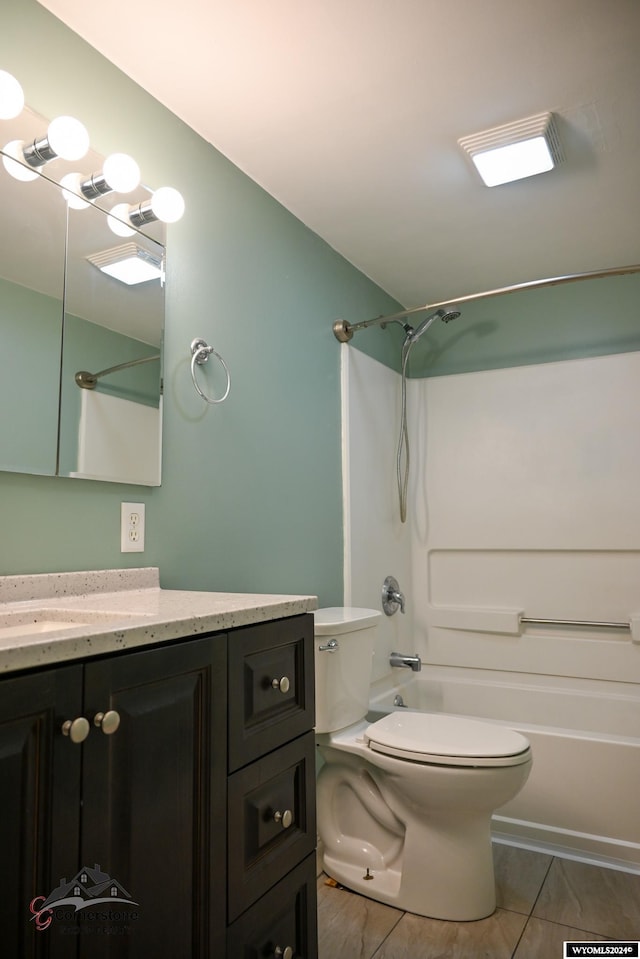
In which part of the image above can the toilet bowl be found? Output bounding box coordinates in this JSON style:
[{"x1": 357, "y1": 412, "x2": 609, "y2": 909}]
[{"x1": 314, "y1": 608, "x2": 532, "y2": 921}]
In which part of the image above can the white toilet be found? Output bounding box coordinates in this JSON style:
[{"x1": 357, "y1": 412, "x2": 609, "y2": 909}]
[{"x1": 314, "y1": 607, "x2": 532, "y2": 921}]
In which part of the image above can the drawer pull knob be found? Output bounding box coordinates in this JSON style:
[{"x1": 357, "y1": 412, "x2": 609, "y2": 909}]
[
  {"x1": 271, "y1": 676, "x2": 290, "y2": 693},
  {"x1": 61, "y1": 717, "x2": 90, "y2": 744},
  {"x1": 93, "y1": 710, "x2": 121, "y2": 735},
  {"x1": 273, "y1": 809, "x2": 293, "y2": 828},
  {"x1": 274, "y1": 948, "x2": 293, "y2": 959}
]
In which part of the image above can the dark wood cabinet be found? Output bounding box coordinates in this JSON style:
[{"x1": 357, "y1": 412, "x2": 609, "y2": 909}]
[
  {"x1": 228, "y1": 732, "x2": 316, "y2": 921},
  {"x1": 0, "y1": 613, "x2": 317, "y2": 959},
  {"x1": 227, "y1": 854, "x2": 318, "y2": 959},
  {"x1": 228, "y1": 615, "x2": 314, "y2": 772},
  {"x1": 226, "y1": 613, "x2": 317, "y2": 959},
  {"x1": 0, "y1": 666, "x2": 83, "y2": 959},
  {"x1": 80, "y1": 636, "x2": 227, "y2": 958}
]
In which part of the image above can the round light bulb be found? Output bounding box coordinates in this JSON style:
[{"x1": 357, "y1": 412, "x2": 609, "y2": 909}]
[
  {"x1": 107, "y1": 202, "x2": 136, "y2": 237},
  {"x1": 150, "y1": 186, "x2": 185, "y2": 223},
  {"x1": 0, "y1": 70, "x2": 24, "y2": 120},
  {"x1": 47, "y1": 115, "x2": 90, "y2": 161},
  {"x1": 1, "y1": 140, "x2": 38, "y2": 181},
  {"x1": 60, "y1": 172, "x2": 91, "y2": 209},
  {"x1": 102, "y1": 153, "x2": 141, "y2": 193}
]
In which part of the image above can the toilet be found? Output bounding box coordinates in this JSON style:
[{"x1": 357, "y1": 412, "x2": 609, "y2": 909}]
[{"x1": 314, "y1": 607, "x2": 532, "y2": 921}]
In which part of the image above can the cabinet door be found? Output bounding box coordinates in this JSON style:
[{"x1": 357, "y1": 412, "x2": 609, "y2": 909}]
[
  {"x1": 227, "y1": 853, "x2": 318, "y2": 959},
  {"x1": 80, "y1": 636, "x2": 227, "y2": 958},
  {"x1": 0, "y1": 665, "x2": 83, "y2": 959},
  {"x1": 228, "y1": 731, "x2": 316, "y2": 921},
  {"x1": 228, "y1": 614, "x2": 314, "y2": 772}
]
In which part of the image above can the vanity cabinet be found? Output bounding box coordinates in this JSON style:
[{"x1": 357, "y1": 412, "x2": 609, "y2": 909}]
[
  {"x1": 0, "y1": 634, "x2": 226, "y2": 959},
  {"x1": 226, "y1": 616, "x2": 317, "y2": 959},
  {"x1": 0, "y1": 612, "x2": 317, "y2": 959}
]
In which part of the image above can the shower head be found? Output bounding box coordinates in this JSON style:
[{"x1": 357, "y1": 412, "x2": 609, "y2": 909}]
[{"x1": 406, "y1": 307, "x2": 460, "y2": 343}]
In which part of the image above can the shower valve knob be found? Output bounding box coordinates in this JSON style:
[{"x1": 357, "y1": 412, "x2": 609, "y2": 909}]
[{"x1": 382, "y1": 575, "x2": 406, "y2": 615}]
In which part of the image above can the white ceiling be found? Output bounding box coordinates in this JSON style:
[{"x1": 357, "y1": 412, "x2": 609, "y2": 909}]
[{"x1": 37, "y1": 0, "x2": 640, "y2": 308}]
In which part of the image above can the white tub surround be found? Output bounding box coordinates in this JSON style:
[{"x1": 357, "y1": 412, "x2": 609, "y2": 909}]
[{"x1": 0, "y1": 567, "x2": 317, "y2": 674}]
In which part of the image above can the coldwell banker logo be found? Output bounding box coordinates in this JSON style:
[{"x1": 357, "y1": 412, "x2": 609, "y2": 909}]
[{"x1": 30, "y1": 864, "x2": 139, "y2": 933}]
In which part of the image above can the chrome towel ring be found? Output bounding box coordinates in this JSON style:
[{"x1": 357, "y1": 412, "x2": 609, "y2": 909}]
[{"x1": 190, "y1": 338, "x2": 231, "y2": 405}]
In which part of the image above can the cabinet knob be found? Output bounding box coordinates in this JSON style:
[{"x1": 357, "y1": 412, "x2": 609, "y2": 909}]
[
  {"x1": 271, "y1": 676, "x2": 290, "y2": 693},
  {"x1": 93, "y1": 710, "x2": 121, "y2": 735},
  {"x1": 61, "y1": 716, "x2": 90, "y2": 744},
  {"x1": 274, "y1": 947, "x2": 293, "y2": 959},
  {"x1": 273, "y1": 809, "x2": 293, "y2": 829}
]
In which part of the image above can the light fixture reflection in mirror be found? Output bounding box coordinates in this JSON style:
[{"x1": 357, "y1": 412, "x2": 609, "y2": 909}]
[{"x1": 0, "y1": 70, "x2": 25, "y2": 120}]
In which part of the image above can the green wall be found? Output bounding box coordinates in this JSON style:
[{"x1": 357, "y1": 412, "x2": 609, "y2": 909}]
[
  {"x1": 406, "y1": 273, "x2": 640, "y2": 378},
  {"x1": 0, "y1": 0, "x2": 400, "y2": 602}
]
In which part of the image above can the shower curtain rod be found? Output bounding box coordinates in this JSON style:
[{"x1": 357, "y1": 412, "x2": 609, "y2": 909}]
[
  {"x1": 75, "y1": 353, "x2": 160, "y2": 390},
  {"x1": 332, "y1": 262, "x2": 640, "y2": 342}
]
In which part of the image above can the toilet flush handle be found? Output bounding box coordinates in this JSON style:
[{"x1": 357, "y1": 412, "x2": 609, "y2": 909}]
[{"x1": 318, "y1": 638, "x2": 339, "y2": 652}]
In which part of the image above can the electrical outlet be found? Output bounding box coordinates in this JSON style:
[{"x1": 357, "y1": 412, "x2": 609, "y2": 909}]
[{"x1": 121, "y1": 503, "x2": 145, "y2": 552}]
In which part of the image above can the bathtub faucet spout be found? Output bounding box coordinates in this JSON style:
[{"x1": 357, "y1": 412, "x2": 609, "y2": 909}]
[{"x1": 390, "y1": 652, "x2": 422, "y2": 672}]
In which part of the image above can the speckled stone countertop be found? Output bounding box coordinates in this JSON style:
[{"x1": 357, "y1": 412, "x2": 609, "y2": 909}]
[{"x1": 0, "y1": 568, "x2": 317, "y2": 675}]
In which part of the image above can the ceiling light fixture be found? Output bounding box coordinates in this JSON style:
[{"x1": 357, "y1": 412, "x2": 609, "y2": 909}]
[
  {"x1": 87, "y1": 242, "x2": 164, "y2": 286},
  {"x1": 458, "y1": 112, "x2": 562, "y2": 187}
]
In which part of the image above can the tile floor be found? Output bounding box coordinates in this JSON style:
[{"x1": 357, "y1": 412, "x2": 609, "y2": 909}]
[{"x1": 317, "y1": 844, "x2": 640, "y2": 959}]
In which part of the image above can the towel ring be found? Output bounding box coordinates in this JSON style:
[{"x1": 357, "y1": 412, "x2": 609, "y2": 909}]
[{"x1": 190, "y1": 338, "x2": 231, "y2": 405}]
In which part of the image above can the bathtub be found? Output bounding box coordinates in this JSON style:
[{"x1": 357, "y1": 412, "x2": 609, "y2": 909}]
[{"x1": 368, "y1": 665, "x2": 640, "y2": 872}]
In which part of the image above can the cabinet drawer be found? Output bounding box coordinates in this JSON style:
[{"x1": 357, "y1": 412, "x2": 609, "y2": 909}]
[
  {"x1": 227, "y1": 731, "x2": 316, "y2": 921},
  {"x1": 228, "y1": 614, "x2": 314, "y2": 772},
  {"x1": 227, "y1": 853, "x2": 318, "y2": 959}
]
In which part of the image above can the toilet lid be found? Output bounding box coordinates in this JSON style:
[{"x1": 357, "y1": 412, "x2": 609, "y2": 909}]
[{"x1": 365, "y1": 712, "x2": 531, "y2": 768}]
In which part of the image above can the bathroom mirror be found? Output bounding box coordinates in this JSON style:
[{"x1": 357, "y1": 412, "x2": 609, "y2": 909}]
[
  {"x1": 0, "y1": 106, "x2": 165, "y2": 486},
  {"x1": 0, "y1": 159, "x2": 66, "y2": 475}
]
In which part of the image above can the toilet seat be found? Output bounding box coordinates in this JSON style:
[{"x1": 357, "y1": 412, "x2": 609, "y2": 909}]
[{"x1": 365, "y1": 712, "x2": 531, "y2": 767}]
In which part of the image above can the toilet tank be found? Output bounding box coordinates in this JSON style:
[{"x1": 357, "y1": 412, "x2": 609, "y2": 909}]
[{"x1": 314, "y1": 607, "x2": 381, "y2": 733}]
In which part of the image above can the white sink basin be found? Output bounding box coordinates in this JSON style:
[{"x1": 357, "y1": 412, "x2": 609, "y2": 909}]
[{"x1": 0, "y1": 609, "x2": 146, "y2": 640}]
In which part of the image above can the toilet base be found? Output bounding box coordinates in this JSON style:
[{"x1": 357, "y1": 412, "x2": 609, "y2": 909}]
[
  {"x1": 316, "y1": 724, "x2": 531, "y2": 921},
  {"x1": 321, "y1": 836, "x2": 497, "y2": 922}
]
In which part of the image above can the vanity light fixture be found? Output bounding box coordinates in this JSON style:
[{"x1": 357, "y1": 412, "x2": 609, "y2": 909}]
[
  {"x1": 0, "y1": 70, "x2": 24, "y2": 120},
  {"x1": 107, "y1": 186, "x2": 186, "y2": 236},
  {"x1": 1, "y1": 67, "x2": 185, "y2": 229},
  {"x1": 61, "y1": 154, "x2": 141, "y2": 210},
  {"x1": 87, "y1": 242, "x2": 164, "y2": 286},
  {"x1": 2, "y1": 114, "x2": 90, "y2": 181},
  {"x1": 458, "y1": 112, "x2": 562, "y2": 187},
  {"x1": 80, "y1": 153, "x2": 141, "y2": 199}
]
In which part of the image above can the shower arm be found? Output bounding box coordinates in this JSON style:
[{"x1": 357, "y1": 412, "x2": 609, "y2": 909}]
[
  {"x1": 332, "y1": 262, "x2": 640, "y2": 343},
  {"x1": 333, "y1": 309, "x2": 426, "y2": 343},
  {"x1": 75, "y1": 353, "x2": 160, "y2": 390}
]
